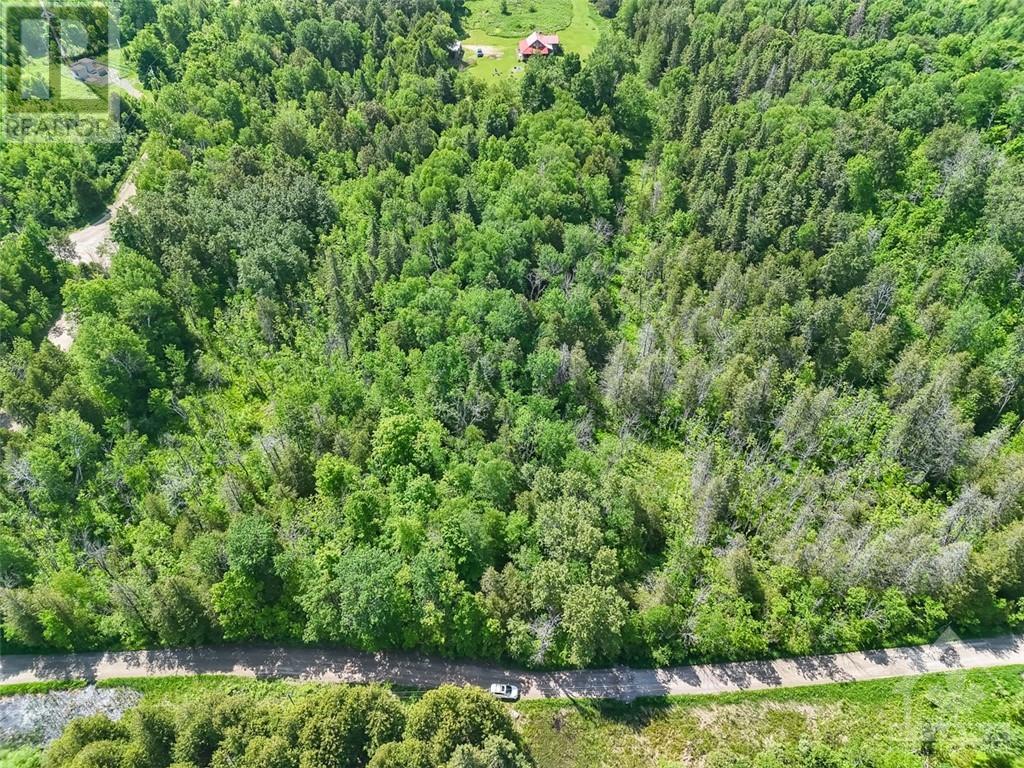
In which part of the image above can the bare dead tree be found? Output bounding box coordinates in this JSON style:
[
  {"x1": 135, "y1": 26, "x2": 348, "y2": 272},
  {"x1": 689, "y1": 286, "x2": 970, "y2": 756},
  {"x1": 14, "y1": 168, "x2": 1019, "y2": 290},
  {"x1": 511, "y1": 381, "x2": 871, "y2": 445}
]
[
  {"x1": 530, "y1": 614, "x2": 560, "y2": 667},
  {"x1": 847, "y1": 0, "x2": 868, "y2": 36},
  {"x1": 866, "y1": 280, "x2": 895, "y2": 327},
  {"x1": 940, "y1": 485, "x2": 996, "y2": 543},
  {"x1": 78, "y1": 534, "x2": 155, "y2": 640}
]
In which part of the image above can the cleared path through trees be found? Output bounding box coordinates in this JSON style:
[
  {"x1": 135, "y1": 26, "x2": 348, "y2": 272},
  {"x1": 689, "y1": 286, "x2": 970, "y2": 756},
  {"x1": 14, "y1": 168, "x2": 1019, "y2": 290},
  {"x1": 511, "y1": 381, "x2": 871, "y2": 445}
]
[
  {"x1": 46, "y1": 163, "x2": 140, "y2": 352},
  {"x1": 2, "y1": 634, "x2": 1022, "y2": 701}
]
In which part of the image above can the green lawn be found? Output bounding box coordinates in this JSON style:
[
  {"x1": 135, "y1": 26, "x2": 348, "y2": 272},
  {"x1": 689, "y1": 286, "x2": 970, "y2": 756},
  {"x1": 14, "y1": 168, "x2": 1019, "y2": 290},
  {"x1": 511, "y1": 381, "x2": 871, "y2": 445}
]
[
  {"x1": 11, "y1": 43, "x2": 137, "y2": 107},
  {"x1": 554, "y1": 0, "x2": 606, "y2": 59},
  {"x1": 93, "y1": 51, "x2": 145, "y2": 97},
  {"x1": 17, "y1": 56, "x2": 100, "y2": 103},
  {"x1": 461, "y1": 0, "x2": 607, "y2": 84},
  {"x1": 459, "y1": 31, "x2": 524, "y2": 82}
]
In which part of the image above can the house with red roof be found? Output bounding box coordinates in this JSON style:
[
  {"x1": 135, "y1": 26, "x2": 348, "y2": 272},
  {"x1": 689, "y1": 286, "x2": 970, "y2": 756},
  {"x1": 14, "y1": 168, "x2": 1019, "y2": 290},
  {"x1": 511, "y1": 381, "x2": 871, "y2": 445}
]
[{"x1": 518, "y1": 31, "x2": 560, "y2": 60}]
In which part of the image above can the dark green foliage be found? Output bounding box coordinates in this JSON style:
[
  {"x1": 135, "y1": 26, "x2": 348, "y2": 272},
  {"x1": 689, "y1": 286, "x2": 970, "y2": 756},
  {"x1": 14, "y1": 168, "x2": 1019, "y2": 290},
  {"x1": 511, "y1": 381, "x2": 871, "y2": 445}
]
[
  {"x1": 406, "y1": 686, "x2": 525, "y2": 765},
  {"x1": 295, "y1": 687, "x2": 406, "y2": 768},
  {"x1": 40, "y1": 685, "x2": 532, "y2": 768},
  {"x1": 368, "y1": 739, "x2": 434, "y2": 768},
  {"x1": 0, "y1": 224, "x2": 64, "y2": 350},
  {"x1": 126, "y1": 706, "x2": 175, "y2": 768},
  {"x1": 43, "y1": 716, "x2": 128, "y2": 768},
  {"x1": 0, "y1": 142, "x2": 128, "y2": 240}
]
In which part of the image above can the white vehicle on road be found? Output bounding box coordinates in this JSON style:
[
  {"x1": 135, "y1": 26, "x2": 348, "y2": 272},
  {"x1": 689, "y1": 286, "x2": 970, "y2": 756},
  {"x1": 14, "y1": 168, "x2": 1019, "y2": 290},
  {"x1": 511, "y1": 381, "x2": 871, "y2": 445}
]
[{"x1": 488, "y1": 683, "x2": 520, "y2": 702}]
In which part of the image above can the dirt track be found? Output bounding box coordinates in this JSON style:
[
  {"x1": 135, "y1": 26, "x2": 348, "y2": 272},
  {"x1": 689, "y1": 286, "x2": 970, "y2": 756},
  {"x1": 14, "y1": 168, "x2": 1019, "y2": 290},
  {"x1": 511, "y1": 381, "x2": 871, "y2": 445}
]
[
  {"x1": 2, "y1": 634, "x2": 1022, "y2": 701},
  {"x1": 46, "y1": 164, "x2": 140, "y2": 352}
]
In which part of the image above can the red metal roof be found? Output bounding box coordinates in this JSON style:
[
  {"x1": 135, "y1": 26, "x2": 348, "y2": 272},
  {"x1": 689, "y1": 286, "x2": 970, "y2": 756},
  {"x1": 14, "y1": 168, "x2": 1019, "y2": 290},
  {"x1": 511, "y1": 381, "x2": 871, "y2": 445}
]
[{"x1": 519, "y1": 31, "x2": 560, "y2": 56}]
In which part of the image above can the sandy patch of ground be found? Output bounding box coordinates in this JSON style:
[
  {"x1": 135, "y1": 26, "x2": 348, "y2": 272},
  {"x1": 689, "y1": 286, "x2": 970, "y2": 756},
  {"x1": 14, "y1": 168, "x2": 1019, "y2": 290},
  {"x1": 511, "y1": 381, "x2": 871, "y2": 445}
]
[
  {"x1": 46, "y1": 313, "x2": 78, "y2": 352},
  {"x1": 65, "y1": 171, "x2": 138, "y2": 269},
  {"x1": 464, "y1": 43, "x2": 506, "y2": 58}
]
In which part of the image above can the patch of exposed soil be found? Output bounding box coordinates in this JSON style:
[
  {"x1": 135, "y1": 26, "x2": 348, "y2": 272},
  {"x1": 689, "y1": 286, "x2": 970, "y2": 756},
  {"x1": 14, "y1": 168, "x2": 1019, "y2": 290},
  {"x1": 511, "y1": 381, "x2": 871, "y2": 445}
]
[{"x1": 0, "y1": 686, "x2": 142, "y2": 746}]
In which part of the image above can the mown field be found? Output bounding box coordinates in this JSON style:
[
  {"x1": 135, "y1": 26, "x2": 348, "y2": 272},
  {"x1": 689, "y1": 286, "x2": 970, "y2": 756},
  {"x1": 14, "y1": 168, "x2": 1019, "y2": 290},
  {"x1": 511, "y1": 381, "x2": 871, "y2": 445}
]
[
  {"x1": 462, "y1": 0, "x2": 573, "y2": 37},
  {"x1": 16, "y1": 57, "x2": 99, "y2": 103}
]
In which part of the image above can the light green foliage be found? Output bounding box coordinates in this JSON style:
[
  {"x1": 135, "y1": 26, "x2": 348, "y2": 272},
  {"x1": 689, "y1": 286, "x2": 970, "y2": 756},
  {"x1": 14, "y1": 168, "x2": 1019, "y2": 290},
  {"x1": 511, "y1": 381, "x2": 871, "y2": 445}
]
[
  {"x1": 145, "y1": 574, "x2": 214, "y2": 647},
  {"x1": 315, "y1": 455, "x2": 359, "y2": 503},
  {"x1": 294, "y1": 687, "x2": 406, "y2": 768},
  {"x1": 71, "y1": 315, "x2": 162, "y2": 422},
  {"x1": 367, "y1": 739, "x2": 433, "y2": 768},
  {"x1": 561, "y1": 584, "x2": 628, "y2": 666},
  {"x1": 125, "y1": 706, "x2": 175, "y2": 768},
  {"x1": 0, "y1": 142, "x2": 117, "y2": 238},
  {"x1": 20, "y1": 409, "x2": 102, "y2": 516},
  {"x1": 0, "y1": 747, "x2": 43, "y2": 768},
  {"x1": 300, "y1": 546, "x2": 414, "y2": 649},
  {"x1": 43, "y1": 716, "x2": 128, "y2": 768},
  {"x1": 370, "y1": 415, "x2": 445, "y2": 482},
  {"x1": 446, "y1": 736, "x2": 532, "y2": 768}
]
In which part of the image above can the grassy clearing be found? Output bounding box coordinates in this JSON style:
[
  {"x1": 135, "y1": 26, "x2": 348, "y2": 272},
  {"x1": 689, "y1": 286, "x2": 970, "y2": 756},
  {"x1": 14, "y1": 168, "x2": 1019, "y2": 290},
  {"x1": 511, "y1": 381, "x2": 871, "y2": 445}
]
[
  {"x1": 459, "y1": 31, "x2": 523, "y2": 82},
  {"x1": 461, "y1": 0, "x2": 607, "y2": 84},
  {"x1": 554, "y1": 0, "x2": 605, "y2": 60},
  {"x1": 91, "y1": 52, "x2": 145, "y2": 97},
  {"x1": 93, "y1": 675, "x2": 432, "y2": 707},
  {"x1": 95, "y1": 674, "x2": 302, "y2": 705},
  {"x1": 463, "y1": 0, "x2": 573, "y2": 38},
  {"x1": 18, "y1": 56, "x2": 100, "y2": 103},
  {"x1": 0, "y1": 680, "x2": 85, "y2": 697},
  {"x1": 518, "y1": 666, "x2": 1024, "y2": 767}
]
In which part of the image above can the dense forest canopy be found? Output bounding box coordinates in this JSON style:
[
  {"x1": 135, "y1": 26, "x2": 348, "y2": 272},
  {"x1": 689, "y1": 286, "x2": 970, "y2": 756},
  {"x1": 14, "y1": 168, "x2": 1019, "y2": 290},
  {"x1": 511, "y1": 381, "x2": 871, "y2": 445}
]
[
  {"x1": 1, "y1": 0, "x2": 1023, "y2": 673},
  {"x1": 37, "y1": 684, "x2": 533, "y2": 768}
]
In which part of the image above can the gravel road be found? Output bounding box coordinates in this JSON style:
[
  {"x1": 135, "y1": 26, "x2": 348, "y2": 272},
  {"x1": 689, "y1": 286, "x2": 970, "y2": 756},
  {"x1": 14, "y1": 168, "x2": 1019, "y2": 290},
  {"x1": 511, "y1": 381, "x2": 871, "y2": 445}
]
[{"x1": 2, "y1": 634, "x2": 1021, "y2": 701}]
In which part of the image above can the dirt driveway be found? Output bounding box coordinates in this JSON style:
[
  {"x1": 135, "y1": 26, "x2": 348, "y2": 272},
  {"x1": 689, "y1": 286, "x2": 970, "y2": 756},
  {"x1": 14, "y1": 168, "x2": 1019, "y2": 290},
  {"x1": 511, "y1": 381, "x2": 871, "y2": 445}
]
[
  {"x1": 45, "y1": 161, "x2": 142, "y2": 351},
  {"x1": 464, "y1": 43, "x2": 506, "y2": 59}
]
